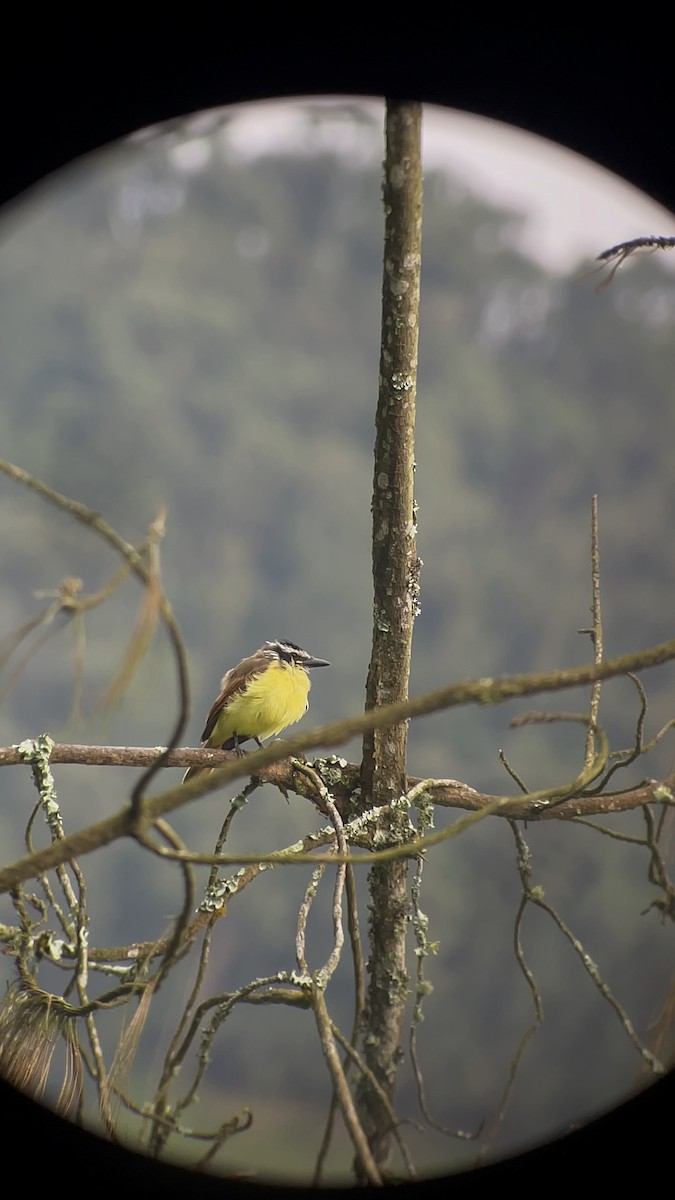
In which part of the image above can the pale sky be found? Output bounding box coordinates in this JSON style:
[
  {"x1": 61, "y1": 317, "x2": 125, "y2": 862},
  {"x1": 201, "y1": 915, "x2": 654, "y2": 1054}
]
[{"x1": 210, "y1": 97, "x2": 675, "y2": 274}]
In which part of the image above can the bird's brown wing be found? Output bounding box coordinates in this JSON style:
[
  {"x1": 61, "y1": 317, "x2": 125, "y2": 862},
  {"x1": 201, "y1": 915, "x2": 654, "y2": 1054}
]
[{"x1": 200, "y1": 653, "x2": 264, "y2": 742}]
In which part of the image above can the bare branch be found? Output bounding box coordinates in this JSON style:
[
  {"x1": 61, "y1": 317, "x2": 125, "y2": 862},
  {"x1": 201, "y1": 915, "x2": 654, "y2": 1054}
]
[
  {"x1": 583, "y1": 234, "x2": 675, "y2": 289},
  {"x1": 0, "y1": 459, "x2": 190, "y2": 822},
  {"x1": 357, "y1": 97, "x2": 423, "y2": 1171},
  {"x1": 581, "y1": 495, "x2": 603, "y2": 766}
]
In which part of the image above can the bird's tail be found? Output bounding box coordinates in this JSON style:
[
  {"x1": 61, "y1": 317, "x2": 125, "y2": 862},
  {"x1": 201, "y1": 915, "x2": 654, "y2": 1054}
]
[{"x1": 182, "y1": 765, "x2": 213, "y2": 785}]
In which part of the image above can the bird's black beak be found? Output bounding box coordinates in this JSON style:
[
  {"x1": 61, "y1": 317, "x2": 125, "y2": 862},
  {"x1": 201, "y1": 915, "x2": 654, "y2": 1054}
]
[{"x1": 305, "y1": 656, "x2": 330, "y2": 668}]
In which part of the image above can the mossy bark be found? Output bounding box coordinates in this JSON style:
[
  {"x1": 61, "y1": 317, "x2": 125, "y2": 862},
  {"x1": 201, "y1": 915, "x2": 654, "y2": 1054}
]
[{"x1": 358, "y1": 98, "x2": 423, "y2": 1172}]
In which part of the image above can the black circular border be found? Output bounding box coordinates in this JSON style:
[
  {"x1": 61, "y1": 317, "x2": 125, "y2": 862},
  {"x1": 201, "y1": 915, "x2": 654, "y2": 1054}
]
[{"x1": 1, "y1": 27, "x2": 673, "y2": 1199}]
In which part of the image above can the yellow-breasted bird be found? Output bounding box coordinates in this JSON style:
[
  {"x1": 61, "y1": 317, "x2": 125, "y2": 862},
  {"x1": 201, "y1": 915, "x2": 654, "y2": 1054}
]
[{"x1": 183, "y1": 639, "x2": 330, "y2": 783}]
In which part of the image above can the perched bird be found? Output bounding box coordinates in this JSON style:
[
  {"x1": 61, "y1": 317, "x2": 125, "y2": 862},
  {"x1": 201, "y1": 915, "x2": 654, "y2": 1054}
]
[{"x1": 183, "y1": 639, "x2": 330, "y2": 782}]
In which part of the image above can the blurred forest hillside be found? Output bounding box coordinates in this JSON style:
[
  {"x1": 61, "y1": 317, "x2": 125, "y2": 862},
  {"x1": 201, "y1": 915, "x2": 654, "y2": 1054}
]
[
  {"x1": 0, "y1": 103, "x2": 673, "y2": 784},
  {"x1": 1, "y1": 101, "x2": 675, "y2": 1179}
]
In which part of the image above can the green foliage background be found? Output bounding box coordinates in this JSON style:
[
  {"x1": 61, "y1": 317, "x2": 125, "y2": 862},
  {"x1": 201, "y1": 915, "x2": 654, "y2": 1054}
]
[{"x1": 0, "y1": 101, "x2": 674, "y2": 1181}]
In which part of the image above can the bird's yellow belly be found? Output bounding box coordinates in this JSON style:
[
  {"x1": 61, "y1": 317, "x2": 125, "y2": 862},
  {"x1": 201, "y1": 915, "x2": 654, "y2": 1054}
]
[{"x1": 210, "y1": 662, "x2": 311, "y2": 744}]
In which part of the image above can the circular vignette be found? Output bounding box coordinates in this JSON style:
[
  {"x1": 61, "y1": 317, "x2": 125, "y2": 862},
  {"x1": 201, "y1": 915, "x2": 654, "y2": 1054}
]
[{"x1": 0, "y1": 32, "x2": 673, "y2": 1200}]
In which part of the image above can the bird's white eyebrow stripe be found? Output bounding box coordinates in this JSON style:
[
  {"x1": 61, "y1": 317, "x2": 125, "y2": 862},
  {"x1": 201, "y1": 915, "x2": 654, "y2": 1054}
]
[{"x1": 268, "y1": 640, "x2": 306, "y2": 658}]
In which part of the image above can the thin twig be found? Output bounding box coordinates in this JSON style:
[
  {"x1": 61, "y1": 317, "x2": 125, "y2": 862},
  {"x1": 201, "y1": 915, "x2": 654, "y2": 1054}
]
[
  {"x1": 584, "y1": 495, "x2": 603, "y2": 767},
  {"x1": 0, "y1": 460, "x2": 190, "y2": 828},
  {"x1": 312, "y1": 987, "x2": 382, "y2": 1186}
]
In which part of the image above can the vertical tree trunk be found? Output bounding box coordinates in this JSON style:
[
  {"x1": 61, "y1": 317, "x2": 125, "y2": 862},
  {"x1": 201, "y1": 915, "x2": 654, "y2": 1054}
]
[{"x1": 358, "y1": 98, "x2": 423, "y2": 1173}]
